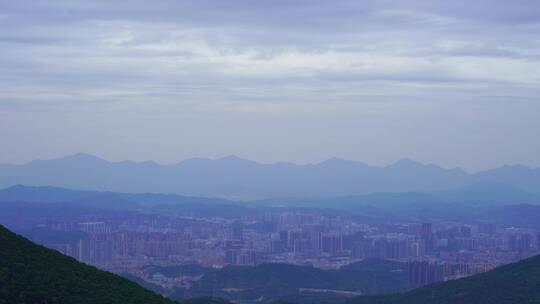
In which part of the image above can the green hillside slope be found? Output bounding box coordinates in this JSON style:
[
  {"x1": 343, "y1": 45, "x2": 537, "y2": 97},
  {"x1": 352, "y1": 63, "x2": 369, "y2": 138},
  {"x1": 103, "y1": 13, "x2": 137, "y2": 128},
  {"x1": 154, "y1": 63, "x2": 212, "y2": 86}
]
[
  {"x1": 348, "y1": 253, "x2": 540, "y2": 304},
  {"x1": 0, "y1": 224, "x2": 175, "y2": 304}
]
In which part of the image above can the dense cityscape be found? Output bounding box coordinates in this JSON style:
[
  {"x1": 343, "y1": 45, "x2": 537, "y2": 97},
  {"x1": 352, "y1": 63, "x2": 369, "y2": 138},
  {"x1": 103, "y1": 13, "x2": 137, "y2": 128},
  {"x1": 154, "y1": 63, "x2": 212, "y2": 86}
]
[{"x1": 21, "y1": 206, "x2": 539, "y2": 294}]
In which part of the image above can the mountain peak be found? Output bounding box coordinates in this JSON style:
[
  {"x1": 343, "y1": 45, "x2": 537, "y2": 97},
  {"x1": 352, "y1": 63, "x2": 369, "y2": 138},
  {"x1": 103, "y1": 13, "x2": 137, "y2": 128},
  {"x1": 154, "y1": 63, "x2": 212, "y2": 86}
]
[
  {"x1": 390, "y1": 158, "x2": 424, "y2": 168},
  {"x1": 59, "y1": 153, "x2": 105, "y2": 162},
  {"x1": 219, "y1": 155, "x2": 248, "y2": 161},
  {"x1": 217, "y1": 155, "x2": 257, "y2": 165},
  {"x1": 321, "y1": 157, "x2": 348, "y2": 163},
  {"x1": 318, "y1": 157, "x2": 369, "y2": 167},
  {"x1": 2, "y1": 184, "x2": 29, "y2": 191}
]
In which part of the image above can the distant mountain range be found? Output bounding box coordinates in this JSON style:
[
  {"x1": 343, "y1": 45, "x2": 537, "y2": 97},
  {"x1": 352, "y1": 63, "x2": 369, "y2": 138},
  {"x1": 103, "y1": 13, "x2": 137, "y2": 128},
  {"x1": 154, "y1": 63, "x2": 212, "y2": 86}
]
[{"x1": 1, "y1": 153, "x2": 539, "y2": 200}]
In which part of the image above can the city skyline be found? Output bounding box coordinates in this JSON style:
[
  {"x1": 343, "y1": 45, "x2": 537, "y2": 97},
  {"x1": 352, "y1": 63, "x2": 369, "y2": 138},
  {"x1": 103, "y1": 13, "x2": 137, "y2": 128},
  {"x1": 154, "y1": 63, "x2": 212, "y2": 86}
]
[{"x1": 5, "y1": 188, "x2": 539, "y2": 303}]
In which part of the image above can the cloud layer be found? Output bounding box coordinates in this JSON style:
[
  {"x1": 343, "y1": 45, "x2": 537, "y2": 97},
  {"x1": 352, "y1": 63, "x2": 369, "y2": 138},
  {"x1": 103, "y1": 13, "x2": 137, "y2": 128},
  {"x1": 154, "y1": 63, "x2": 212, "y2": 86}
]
[{"x1": 1, "y1": 0, "x2": 539, "y2": 170}]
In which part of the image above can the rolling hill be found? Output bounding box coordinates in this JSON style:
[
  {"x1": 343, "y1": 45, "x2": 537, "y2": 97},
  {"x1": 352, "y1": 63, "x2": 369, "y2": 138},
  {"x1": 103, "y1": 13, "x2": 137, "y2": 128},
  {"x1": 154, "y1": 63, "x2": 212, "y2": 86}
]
[
  {"x1": 347, "y1": 253, "x2": 540, "y2": 304},
  {"x1": 2, "y1": 185, "x2": 540, "y2": 229},
  {"x1": 172, "y1": 259, "x2": 411, "y2": 303},
  {"x1": 0, "y1": 184, "x2": 233, "y2": 206}
]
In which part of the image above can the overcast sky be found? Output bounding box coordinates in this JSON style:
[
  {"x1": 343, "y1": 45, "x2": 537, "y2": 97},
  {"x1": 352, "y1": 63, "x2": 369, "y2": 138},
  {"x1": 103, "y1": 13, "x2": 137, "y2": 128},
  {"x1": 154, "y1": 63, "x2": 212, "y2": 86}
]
[{"x1": 1, "y1": 0, "x2": 539, "y2": 171}]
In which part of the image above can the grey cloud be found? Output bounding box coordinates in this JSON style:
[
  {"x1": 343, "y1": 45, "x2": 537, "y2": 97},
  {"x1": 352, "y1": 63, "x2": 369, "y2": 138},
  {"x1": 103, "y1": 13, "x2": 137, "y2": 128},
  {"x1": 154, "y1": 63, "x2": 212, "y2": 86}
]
[{"x1": 0, "y1": 0, "x2": 539, "y2": 170}]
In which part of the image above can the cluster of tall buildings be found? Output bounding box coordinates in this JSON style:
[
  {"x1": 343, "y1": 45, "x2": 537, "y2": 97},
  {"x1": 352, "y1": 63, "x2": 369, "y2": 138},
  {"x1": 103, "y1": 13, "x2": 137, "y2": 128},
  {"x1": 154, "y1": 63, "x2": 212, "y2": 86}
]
[{"x1": 36, "y1": 209, "x2": 540, "y2": 288}]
